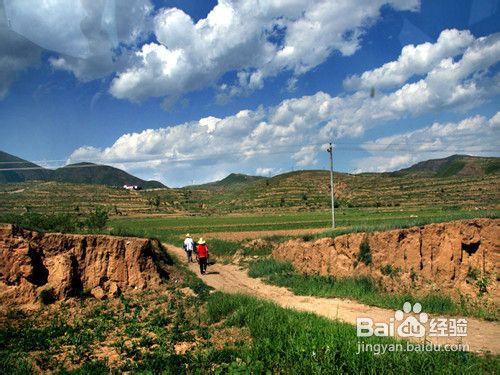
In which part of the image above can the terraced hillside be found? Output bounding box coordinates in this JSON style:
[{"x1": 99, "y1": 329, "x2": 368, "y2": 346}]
[
  {"x1": 0, "y1": 182, "x2": 153, "y2": 215},
  {"x1": 191, "y1": 171, "x2": 499, "y2": 212},
  {"x1": 1, "y1": 170, "x2": 498, "y2": 216}
]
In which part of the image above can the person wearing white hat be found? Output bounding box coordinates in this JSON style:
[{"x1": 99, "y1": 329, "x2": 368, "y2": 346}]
[
  {"x1": 183, "y1": 233, "x2": 195, "y2": 263},
  {"x1": 196, "y1": 238, "x2": 209, "y2": 275}
]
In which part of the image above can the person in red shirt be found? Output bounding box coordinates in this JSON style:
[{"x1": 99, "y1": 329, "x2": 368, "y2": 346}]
[{"x1": 196, "y1": 238, "x2": 209, "y2": 275}]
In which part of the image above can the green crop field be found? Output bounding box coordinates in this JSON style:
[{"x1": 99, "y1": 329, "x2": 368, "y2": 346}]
[{"x1": 108, "y1": 207, "x2": 499, "y2": 244}]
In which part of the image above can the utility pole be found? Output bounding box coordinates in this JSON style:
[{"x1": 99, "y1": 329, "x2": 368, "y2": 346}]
[{"x1": 326, "y1": 143, "x2": 335, "y2": 228}]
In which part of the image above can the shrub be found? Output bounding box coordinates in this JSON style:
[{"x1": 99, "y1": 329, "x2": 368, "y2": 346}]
[
  {"x1": 380, "y1": 264, "x2": 401, "y2": 278},
  {"x1": 147, "y1": 195, "x2": 161, "y2": 210},
  {"x1": 466, "y1": 266, "x2": 480, "y2": 283},
  {"x1": 477, "y1": 277, "x2": 489, "y2": 296},
  {"x1": 358, "y1": 238, "x2": 372, "y2": 266},
  {"x1": 84, "y1": 206, "x2": 109, "y2": 231},
  {"x1": 410, "y1": 268, "x2": 418, "y2": 284},
  {"x1": 0, "y1": 212, "x2": 82, "y2": 233},
  {"x1": 0, "y1": 206, "x2": 109, "y2": 233},
  {"x1": 301, "y1": 234, "x2": 313, "y2": 242}
]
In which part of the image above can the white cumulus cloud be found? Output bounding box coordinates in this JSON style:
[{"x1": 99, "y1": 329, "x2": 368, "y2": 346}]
[
  {"x1": 110, "y1": 0, "x2": 420, "y2": 102},
  {"x1": 344, "y1": 29, "x2": 475, "y2": 91},
  {"x1": 354, "y1": 112, "x2": 500, "y2": 172},
  {"x1": 68, "y1": 29, "x2": 500, "y2": 185}
]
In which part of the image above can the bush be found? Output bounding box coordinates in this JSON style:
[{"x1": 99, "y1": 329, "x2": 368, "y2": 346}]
[
  {"x1": 84, "y1": 206, "x2": 109, "y2": 231},
  {"x1": 0, "y1": 206, "x2": 109, "y2": 233},
  {"x1": 380, "y1": 264, "x2": 401, "y2": 278},
  {"x1": 358, "y1": 238, "x2": 372, "y2": 266},
  {"x1": 0, "y1": 212, "x2": 82, "y2": 233}
]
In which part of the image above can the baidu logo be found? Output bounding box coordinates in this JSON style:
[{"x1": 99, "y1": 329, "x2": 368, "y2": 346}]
[
  {"x1": 395, "y1": 302, "x2": 428, "y2": 338},
  {"x1": 356, "y1": 301, "x2": 467, "y2": 339}
]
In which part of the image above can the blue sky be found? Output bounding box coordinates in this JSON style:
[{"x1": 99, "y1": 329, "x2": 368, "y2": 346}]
[{"x1": 0, "y1": 0, "x2": 499, "y2": 186}]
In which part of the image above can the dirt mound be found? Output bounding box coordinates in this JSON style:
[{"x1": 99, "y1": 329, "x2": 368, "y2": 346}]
[
  {"x1": 0, "y1": 224, "x2": 172, "y2": 306},
  {"x1": 273, "y1": 219, "x2": 499, "y2": 300}
]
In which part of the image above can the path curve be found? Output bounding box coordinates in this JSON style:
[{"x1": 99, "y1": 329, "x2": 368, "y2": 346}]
[{"x1": 164, "y1": 244, "x2": 500, "y2": 354}]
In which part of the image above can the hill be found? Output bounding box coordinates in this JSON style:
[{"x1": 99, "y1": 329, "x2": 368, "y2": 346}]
[
  {"x1": 0, "y1": 151, "x2": 165, "y2": 188},
  {"x1": 0, "y1": 154, "x2": 498, "y2": 215},
  {"x1": 392, "y1": 154, "x2": 500, "y2": 177},
  {"x1": 53, "y1": 162, "x2": 165, "y2": 189},
  {"x1": 191, "y1": 173, "x2": 267, "y2": 189},
  {"x1": 0, "y1": 151, "x2": 53, "y2": 183}
]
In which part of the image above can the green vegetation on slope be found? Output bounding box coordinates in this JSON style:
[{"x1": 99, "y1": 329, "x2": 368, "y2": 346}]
[
  {"x1": 436, "y1": 160, "x2": 466, "y2": 177},
  {"x1": 0, "y1": 207, "x2": 109, "y2": 233},
  {"x1": 394, "y1": 154, "x2": 498, "y2": 177},
  {"x1": 1, "y1": 155, "x2": 498, "y2": 216},
  {"x1": 247, "y1": 258, "x2": 497, "y2": 320},
  {"x1": 2, "y1": 290, "x2": 497, "y2": 374}
]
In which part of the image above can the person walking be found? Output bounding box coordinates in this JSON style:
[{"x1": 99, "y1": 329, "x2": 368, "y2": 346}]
[
  {"x1": 183, "y1": 234, "x2": 195, "y2": 263},
  {"x1": 196, "y1": 238, "x2": 209, "y2": 275}
]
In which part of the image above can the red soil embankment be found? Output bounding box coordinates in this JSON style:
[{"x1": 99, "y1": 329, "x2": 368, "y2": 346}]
[
  {"x1": 273, "y1": 219, "x2": 499, "y2": 300},
  {"x1": 0, "y1": 224, "x2": 171, "y2": 306}
]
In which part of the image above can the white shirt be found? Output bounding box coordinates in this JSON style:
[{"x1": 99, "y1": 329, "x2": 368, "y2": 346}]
[{"x1": 184, "y1": 237, "x2": 194, "y2": 251}]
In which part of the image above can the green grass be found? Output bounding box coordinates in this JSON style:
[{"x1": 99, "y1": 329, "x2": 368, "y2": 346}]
[
  {"x1": 3, "y1": 291, "x2": 497, "y2": 374},
  {"x1": 203, "y1": 292, "x2": 498, "y2": 374},
  {"x1": 247, "y1": 258, "x2": 497, "y2": 320},
  {"x1": 1, "y1": 261, "x2": 498, "y2": 373},
  {"x1": 106, "y1": 207, "x2": 499, "y2": 244}
]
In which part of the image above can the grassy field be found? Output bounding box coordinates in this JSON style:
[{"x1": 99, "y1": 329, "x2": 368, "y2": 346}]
[
  {"x1": 107, "y1": 207, "x2": 499, "y2": 245},
  {"x1": 2, "y1": 284, "x2": 497, "y2": 374},
  {"x1": 247, "y1": 258, "x2": 497, "y2": 320}
]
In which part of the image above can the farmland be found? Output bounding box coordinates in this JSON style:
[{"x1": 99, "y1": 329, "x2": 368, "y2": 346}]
[
  {"x1": 108, "y1": 207, "x2": 499, "y2": 244},
  {"x1": 1, "y1": 158, "x2": 498, "y2": 217}
]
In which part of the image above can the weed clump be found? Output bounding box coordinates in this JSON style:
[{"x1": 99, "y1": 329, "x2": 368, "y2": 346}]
[
  {"x1": 84, "y1": 206, "x2": 109, "y2": 231},
  {"x1": 358, "y1": 237, "x2": 372, "y2": 266},
  {"x1": 380, "y1": 264, "x2": 401, "y2": 278}
]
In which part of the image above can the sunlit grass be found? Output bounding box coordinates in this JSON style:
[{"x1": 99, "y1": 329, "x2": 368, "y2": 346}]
[{"x1": 247, "y1": 258, "x2": 497, "y2": 320}]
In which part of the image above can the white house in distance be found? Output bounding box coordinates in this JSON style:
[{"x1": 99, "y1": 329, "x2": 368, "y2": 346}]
[{"x1": 123, "y1": 184, "x2": 142, "y2": 190}]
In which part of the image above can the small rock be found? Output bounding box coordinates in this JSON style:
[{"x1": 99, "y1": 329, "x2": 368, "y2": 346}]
[
  {"x1": 104, "y1": 281, "x2": 121, "y2": 297},
  {"x1": 179, "y1": 287, "x2": 196, "y2": 297},
  {"x1": 91, "y1": 286, "x2": 106, "y2": 300}
]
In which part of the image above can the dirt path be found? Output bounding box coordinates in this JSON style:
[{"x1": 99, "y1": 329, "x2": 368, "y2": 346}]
[{"x1": 165, "y1": 244, "x2": 500, "y2": 354}]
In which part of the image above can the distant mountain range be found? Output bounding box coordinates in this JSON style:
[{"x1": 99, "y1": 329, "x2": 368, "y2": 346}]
[
  {"x1": 0, "y1": 151, "x2": 166, "y2": 188},
  {"x1": 0, "y1": 152, "x2": 498, "y2": 214},
  {"x1": 390, "y1": 154, "x2": 499, "y2": 178},
  {"x1": 189, "y1": 173, "x2": 267, "y2": 189},
  {"x1": 192, "y1": 154, "x2": 499, "y2": 188},
  {"x1": 1, "y1": 151, "x2": 498, "y2": 190}
]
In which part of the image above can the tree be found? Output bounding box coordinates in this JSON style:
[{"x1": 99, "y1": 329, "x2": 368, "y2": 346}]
[
  {"x1": 148, "y1": 195, "x2": 161, "y2": 210},
  {"x1": 85, "y1": 206, "x2": 109, "y2": 231}
]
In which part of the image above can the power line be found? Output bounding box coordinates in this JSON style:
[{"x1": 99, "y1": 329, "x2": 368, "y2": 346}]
[
  {"x1": 0, "y1": 143, "x2": 498, "y2": 172},
  {"x1": 1, "y1": 150, "x2": 498, "y2": 172}
]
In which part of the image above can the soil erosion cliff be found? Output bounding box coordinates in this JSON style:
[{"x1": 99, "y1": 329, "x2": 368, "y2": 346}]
[
  {"x1": 0, "y1": 224, "x2": 171, "y2": 306},
  {"x1": 274, "y1": 219, "x2": 499, "y2": 301}
]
